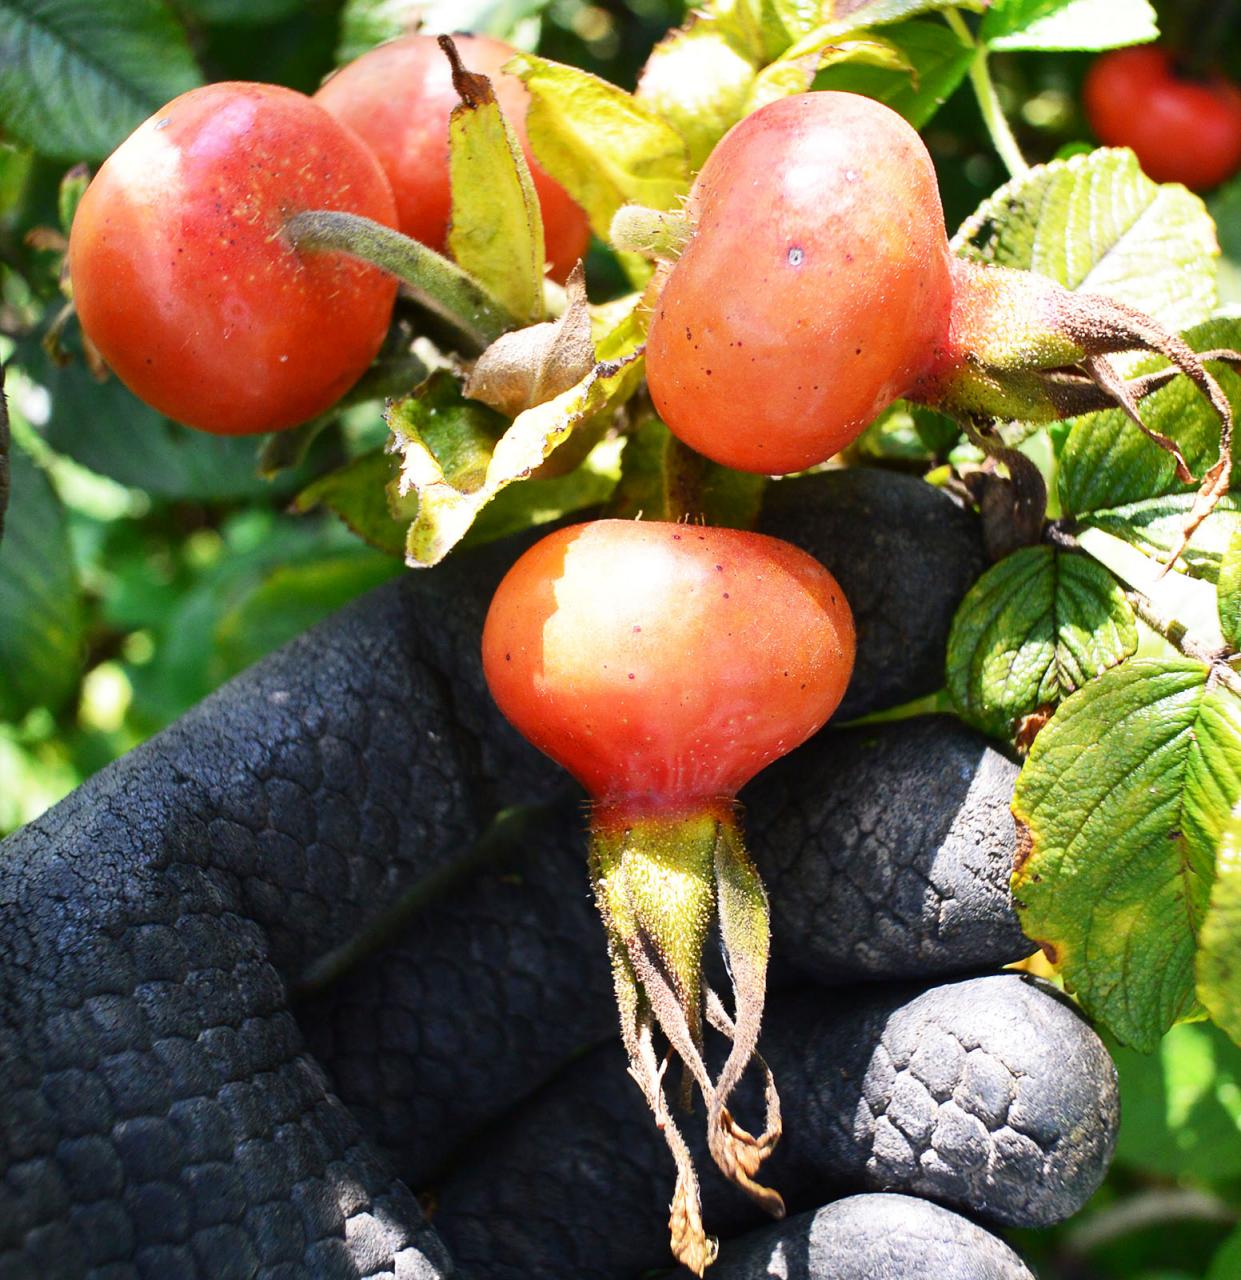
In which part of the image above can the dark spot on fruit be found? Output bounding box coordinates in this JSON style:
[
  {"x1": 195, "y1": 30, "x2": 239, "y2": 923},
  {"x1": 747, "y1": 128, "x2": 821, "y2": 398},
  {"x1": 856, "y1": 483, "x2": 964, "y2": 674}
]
[
  {"x1": 844, "y1": 250, "x2": 854, "y2": 263},
  {"x1": 633, "y1": 625, "x2": 641, "y2": 633},
  {"x1": 706, "y1": 369, "x2": 712, "y2": 376},
  {"x1": 855, "y1": 347, "x2": 862, "y2": 355},
  {"x1": 505, "y1": 653, "x2": 511, "y2": 661},
  {"x1": 787, "y1": 246, "x2": 804, "y2": 266},
  {"x1": 673, "y1": 534, "x2": 681, "y2": 540},
  {"x1": 723, "y1": 592, "x2": 730, "y2": 599},
  {"x1": 685, "y1": 327, "x2": 692, "y2": 341},
  {"x1": 715, "y1": 564, "x2": 723, "y2": 571},
  {"x1": 628, "y1": 673, "x2": 635, "y2": 680}
]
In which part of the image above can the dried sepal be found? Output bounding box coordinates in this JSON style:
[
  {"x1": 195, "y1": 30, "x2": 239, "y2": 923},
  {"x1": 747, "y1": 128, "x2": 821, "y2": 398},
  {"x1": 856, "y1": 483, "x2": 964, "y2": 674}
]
[
  {"x1": 587, "y1": 804, "x2": 784, "y2": 1270},
  {"x1": 463, "y1": 263, "x2": 594, "y2": 417}
]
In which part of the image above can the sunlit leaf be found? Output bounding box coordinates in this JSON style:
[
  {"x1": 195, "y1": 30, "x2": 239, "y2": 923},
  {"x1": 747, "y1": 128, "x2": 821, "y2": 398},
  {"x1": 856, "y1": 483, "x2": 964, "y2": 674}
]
[
  {"x1": 811, "y1": 17, "x2": 970, "y2": 126},
  {"x1": 954, "y1": 148, "x2": 1219, "y2": 334},
  {"x1": 1199, "y1": 810, "x2": 1241, "y2": 1048},
  {"x1": 635, "y1": 19, "x2": 758, "y2": 170},
  {"x1": 980, "y1": 0, "x2": 1158, "y2": 52},
  {"x1": 1013, "y1": 659, "x2": 1241, "y2": 1050},
  {"x1": 506, "y1": 52, "x2": 691, "y2": 243},
  {"x1": 1059, "y1": 320, "x2": 1241, "y2": 520},
  {"x1": 391, "y1": 306, "x2": 645, "y2": 566},
  {"x1": 1219, "y1": 528, "x2": 1241, "y2": 651},
  {"x1": 448, "y1": 51, "x2": 545, "y2": 326},
  {"x1": 946, "y1": 547, "x2": 1136, "y2": 739}
]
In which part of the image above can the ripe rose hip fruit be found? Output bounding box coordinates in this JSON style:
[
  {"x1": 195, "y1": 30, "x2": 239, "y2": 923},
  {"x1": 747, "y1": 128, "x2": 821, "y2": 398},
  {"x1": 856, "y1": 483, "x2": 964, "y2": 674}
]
[
  {"x1": 483, "y1": 518, "x2": 855, "y2": 1273},
  {"x1": 645, "y1": 92, "x2": 954, "y2": 475},
  {"x1": 68, "y1": 82, "x2": 399, "y2": 436},
  {"x1": 315, "y1": 33, "x2": 591, "y2": 284},
  {"x1": 641, "y1": 92, "x2": 1236, "y2": 556},
  {"x1": 1085, "y1": 45, "x2": 1241, "y2": 191}
]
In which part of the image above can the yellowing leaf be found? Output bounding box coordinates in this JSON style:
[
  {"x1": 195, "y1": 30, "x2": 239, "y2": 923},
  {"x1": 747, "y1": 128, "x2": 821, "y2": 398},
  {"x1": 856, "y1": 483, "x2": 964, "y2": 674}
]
[
  {"x1": 391, "y1": 305, "x2": 646, "y2": 566},
  {"x1": 447, "y1": 45, "x2": 545, "y2": 326},
  {"x1": 635, "y1": 20, "x2": 757, "y2": 170},
  {"x1": 505, "y1": 53, "x2": 691, "y2": 243}
]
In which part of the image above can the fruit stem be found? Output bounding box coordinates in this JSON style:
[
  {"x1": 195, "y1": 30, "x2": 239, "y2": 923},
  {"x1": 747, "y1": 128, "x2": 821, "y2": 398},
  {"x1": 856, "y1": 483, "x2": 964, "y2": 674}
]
[
  {"x1": 283, "y1": 209, "x2": 514, "y2": 353},
  {"x1": 943, "y1": 9, "x2": 1029, "y2": 178},
  {"x1": 610, "y1": 204, "x2": 694, "y2": 261}
]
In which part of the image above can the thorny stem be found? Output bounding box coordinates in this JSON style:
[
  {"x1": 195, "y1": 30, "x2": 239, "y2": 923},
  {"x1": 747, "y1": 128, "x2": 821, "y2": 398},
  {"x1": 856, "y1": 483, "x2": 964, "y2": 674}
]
[
  {"x1": 943, "y1": 9, "x2": 1028, "y2": 178},
  {"x1": 282, "y1": 209, "x2": 514, "y2": 353}
]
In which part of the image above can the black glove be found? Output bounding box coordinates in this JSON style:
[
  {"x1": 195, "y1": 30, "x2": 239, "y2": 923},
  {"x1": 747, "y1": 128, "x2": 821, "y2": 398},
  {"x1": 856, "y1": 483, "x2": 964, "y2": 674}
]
[{"x1": 0, "y1": 470, "x2": 1117, "y2": 1279}]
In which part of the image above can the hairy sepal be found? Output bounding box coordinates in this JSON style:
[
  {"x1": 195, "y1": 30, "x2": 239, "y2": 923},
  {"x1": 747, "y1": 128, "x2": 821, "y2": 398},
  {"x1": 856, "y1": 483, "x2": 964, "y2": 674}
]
[
  {"x1": 922, "y1": 259, "x2": 1240, "y2": 565},
  {"x1": 588, "y1": 803, "x2": 782, "y2": 1273}
]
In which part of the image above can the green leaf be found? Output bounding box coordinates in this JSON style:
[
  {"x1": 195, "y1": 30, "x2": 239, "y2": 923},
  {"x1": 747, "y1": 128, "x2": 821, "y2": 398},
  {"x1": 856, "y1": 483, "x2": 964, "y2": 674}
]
[
  {"x1": 1081, "y1": 494, "x2": 1241, "y2": 582},
  {"x1": 1012, "y1": 659, "x2": 1241, "y2": 1050},
  {"x1": 0, "y1": 0, "x2": 202, "y2": 161},
  {"x1": 17, "y1": 338, "x2": 291, "y2": 500},
  {"x1": 336, "y1": 0, "x2": 415, "y2": 61},
  {"x1": 459, "y1": 445, "x2": 621, "y2": 550},
  {"x1": 506, "y1": 53, "x2": 691, "y2": 243},
  {"x1": 635, "y1": 20, "x2": 758, "y2": 171},
  {"x1": 797, "y1": 0, "x2": 984, "y2": 27},
  {"x1": 749, "y1": 29, "x2": 913, "y2": 118},
  {"x1": 812, "y1": 18, "x2": 972, "y2": 127},
  {"x1": 607, "y1": 416, "x2": 765, "y2": 529},
  {"x1": 1198, "y1": 812, "x2": 1241, "y2": 1047},
  {"x1": 1208, "y1": 1227, "x2": 1241, "y2": 1280},
  {"x1": 953, "y1": 149, "x2": 1219, "y2": 334},
  {"x1": 1059, "y1": 321, "x2": 1241, "y2": 520},
  {"x1": 392, "y1": 311, "x2": 644, "y2": 566},
  {"x1": 1111, "y1": 1021, "x2": 1241, "y2": 1181},
  {"x1": 293, "y1": 450, "x2": 406, "y2": 557},
  {"x1": 946, "y1": 547, "x2": 1137, "y2": 739},
  {"x1": 178, "y1": 0, "x2": 302, "y2": 23},
  {"x1": 213, "y1": 550, "x2": 402, "y2": 674},
  {"x1": 0, "y1": 446, "x2": 83, "y2": 720},
  {"x1": 1208, "y1": 176, "x2": 1241, "y2": 308},
  {"x1": 448, "y1": 61, "x2": 545, "y2": 326},
  {"x1": 1218, "y1": 529, "x2": 1241, "y2": 651},
  {"x1": 980, "y1": 0, "x2": 1158, "y2": 52}
]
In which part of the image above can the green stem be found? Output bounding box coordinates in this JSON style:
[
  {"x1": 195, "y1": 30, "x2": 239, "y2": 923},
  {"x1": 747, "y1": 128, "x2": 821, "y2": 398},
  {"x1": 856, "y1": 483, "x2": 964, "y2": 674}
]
[
  {"x1": 283, "y1": 209, "x2": 514, "y2": 354},
  {"x1": 610, "y1": 204, "x2": 693, "y2": 260},
  {"x1": 943, "y1": 9, "x2": 1028, "y2": 179}
]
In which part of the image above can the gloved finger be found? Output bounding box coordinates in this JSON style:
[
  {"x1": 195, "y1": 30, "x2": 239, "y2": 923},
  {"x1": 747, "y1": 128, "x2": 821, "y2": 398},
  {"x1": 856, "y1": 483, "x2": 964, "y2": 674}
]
[
  {"x1": 0, "y1": 464, "x2": 983, "y2": 1277},
  {"x1": 677, "y1": 1194, "x2": 1035, "y2": 1280},
  {"x1": 296, "y1": 797, "x2": 616, "y2": 1187},
  {"x1": 749, "y1": 714, "x2": 1027, "y2": 984},
  {"x1": 759, "y1": 470, "x2": 984, "y2": 721},
  {"x1": 301, "y1": 714, "x2": 1023, "y2": 1187},
  {"x1": 0, "y1": 536, "x2": 548, "y2": 1279},
  {"x1": 430, "y1": 976, "x2": 1117, "y2": 1279}
]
